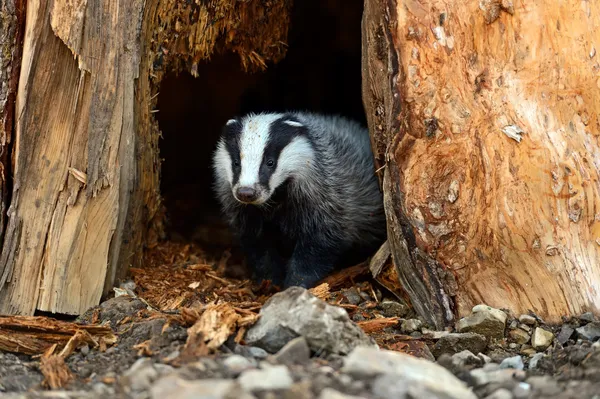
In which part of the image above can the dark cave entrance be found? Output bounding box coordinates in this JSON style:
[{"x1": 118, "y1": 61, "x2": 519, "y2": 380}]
[{"x1": 155, "y1": 0, "x2": 366, "y2": 254}]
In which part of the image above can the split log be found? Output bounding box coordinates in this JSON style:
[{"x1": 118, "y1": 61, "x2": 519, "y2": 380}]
[
  {"x1": 0, "y1": 0, "x2": 291, "y2": 315},
  {"x1": 363, "y1": 0, "x2": 600, "y2": 328}
]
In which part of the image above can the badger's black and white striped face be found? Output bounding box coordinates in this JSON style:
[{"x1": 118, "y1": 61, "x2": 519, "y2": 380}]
[{"x1": 213, "y1": 113, "x2": 315, "y2": 205}]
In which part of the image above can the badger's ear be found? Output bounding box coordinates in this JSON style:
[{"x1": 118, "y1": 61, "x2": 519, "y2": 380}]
[
  {"x1": 225, "y1": 118, "x2": 238, "y2": 126},
  {"x1": 283, "y1": 120, "x2": 304, "y2": 128}
]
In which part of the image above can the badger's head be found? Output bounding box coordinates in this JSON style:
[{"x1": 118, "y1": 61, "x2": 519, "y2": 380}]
[{"x1": 213, "y1": 113, "x2": 315, "y2": 205}]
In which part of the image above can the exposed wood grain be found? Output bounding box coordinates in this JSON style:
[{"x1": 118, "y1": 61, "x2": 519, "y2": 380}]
[
  {"x1": 364, "y1": 0, "x2": 600, "y2": 323},
  {"x1": 0, "y1": 0, "x2": 143, "y2": 315},
  {"x1": 0, "y1": 315, "x2": 116, "y2": 355},
  {"x1": 0, "y1": 0, "x2": 292, "y2": 315}
]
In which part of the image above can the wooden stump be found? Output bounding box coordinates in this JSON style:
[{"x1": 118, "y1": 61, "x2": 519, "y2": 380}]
[{"x1": 363, "y1": 0, "x2": 600, "y2": 328}]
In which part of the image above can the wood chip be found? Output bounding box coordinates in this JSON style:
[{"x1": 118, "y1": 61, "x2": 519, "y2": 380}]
[
  {"x1": 357, "y1": 317, "x2": 400, "y2": 333},
  {"x1": 0, "y1": 316, "x2": 116, "y2": 356},
  {"x1": 40, "y1": 345, "x2": 73, "y2": 389},
  {"x1": 309, "y1": 283, "x2": 330, "y2": 300}
]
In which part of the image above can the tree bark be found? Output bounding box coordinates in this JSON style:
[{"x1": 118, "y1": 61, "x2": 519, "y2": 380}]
[
  {"x1": 0, "y1": 0, "x2": 291, "y2": 315},
  {"x1": 363, "y1": 0, "x2": 600, "y2": 328}
]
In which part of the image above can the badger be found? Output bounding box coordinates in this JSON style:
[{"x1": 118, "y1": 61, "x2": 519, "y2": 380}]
[{"x1": 212, "y1": 111, "x2": 386, "y2": 289}]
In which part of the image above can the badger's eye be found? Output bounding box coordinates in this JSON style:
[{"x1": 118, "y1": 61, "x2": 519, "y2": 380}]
[
  {"x1": 233, "y1": 160, "x2": 240, "y2": 167},
  {"x1": 266, "y1": 159, "x2": 275, "y2": 167}
]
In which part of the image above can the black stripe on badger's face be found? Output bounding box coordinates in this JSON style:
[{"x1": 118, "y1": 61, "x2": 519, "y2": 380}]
[
  {"x1": 258, "y1": 115, "x2": 309, "y2": 189},
  {"x1": 222, "y1": 118, "x2": 243, "y2": 186}
]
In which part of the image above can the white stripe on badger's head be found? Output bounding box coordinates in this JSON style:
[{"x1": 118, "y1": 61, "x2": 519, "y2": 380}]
[
  {"x1": 213, "y1": 139, "x2": 233, "y2": 184},
  {"x1": 269, "y1": 135, "x2": 315, "y2": 189},
  {"x1": 237, "y1": 113, "x2": 281, "y2": 189}
]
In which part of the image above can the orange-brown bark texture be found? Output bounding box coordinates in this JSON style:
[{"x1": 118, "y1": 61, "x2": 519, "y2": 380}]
[{"x1": 368, "y1": 0, "x2": 600, "y2": 322}]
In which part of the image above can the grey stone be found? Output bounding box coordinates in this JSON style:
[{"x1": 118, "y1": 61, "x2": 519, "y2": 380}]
[
  {"x1": 478, "y1": 352, "x2": 492, "y2": 364},
  {"x1": 151, "y1": 376, "x2": 237, "y2": 399},
  {"x1": 483, "y1": 389, "x2": 514, "y2": 399},
  {"x1": 576, "y1": 322, "x2": 600, "y2": 341},
  {"x1": 245, "y1": 287, "x2": 376, "y2": 355},
  {"x1": 341, "y1": 288, "x2": 362, "y2": 305},
  {"x1": 379, "y1": 300, "x2": 409, "y2": 317},
  {"x1": 556, "y1": 325, "x2": 575, "y2": 344},
  {"x1": 579, "y1": 312, "x2": 596, "y2": 323},
  {"x1": 119, "y1": 358, "x2": 159, "y2": 393},
  {"x1": 499, "y1": 355, "x2": 524, "y2": 370},
  {"x1": 456, "y1": 305, "x2": 507, "y2": 340},
  {"x1": 272, "y1": 336, "x2": 311, "y2": 365},
  {"x1": 342, "y1": 347, "x2": 477, "y2": 399},
  {"x1": 238, "y1": 365, "x2": 293, "y2": 391},
  {"x1": 512, "y1": 382, "x2": 531, "y2": 399},
  {"x1": 451, "y1": 350, "x2": 484, "y2": 367},
  {"x1": 432, "y1": 332, "x2": 487, "y2": 357},
  {"x1": 508, "y1": 329, "x2": 530, "y2": 345},
  {"x1": 528, "y1": 353, "x2": 544, "y2": 369},
  {"x1": 401, "y1": 319, "x2": 423, "y2": 334},
  {"x1": 234, "y1": 345, "x2": 269, "y2": 359},
  {"x1": 223, "y1": 354, "x2": 255, "y2": 375},
  {"x1": 318, "y1": 388, "x2": 366, "y2": 399},
  {"x1": 518, "y1": 315, "x2": 536, "y2": 326},
  {"x1": 526, "y1": 376, "x2": 562, "y2": 396},
  {"x1": 531, "y1": 327, "x2": 554, "y2": 350},
  {"x1": 470, "y1": 368, "x2": 526, "y2": 387},
  {"x1": 373, "y1": 372, "x2": 467, "y2": 399}
]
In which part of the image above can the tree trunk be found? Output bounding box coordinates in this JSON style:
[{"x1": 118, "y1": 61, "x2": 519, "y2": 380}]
[
  {"x1": 0, "y1": 0, "x2": 291, "y2": 315},
  {"x1": 363, "y1": 0, "x2": 600, "y2": 328}
]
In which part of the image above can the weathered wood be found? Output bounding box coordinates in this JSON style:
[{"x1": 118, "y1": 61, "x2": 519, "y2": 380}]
[
  {"x1": 0, "y1": 0, "x2": 293, "y2": 315},
  {"x1": 363, "y1": 0, "x2": 600, "y2": 326}
]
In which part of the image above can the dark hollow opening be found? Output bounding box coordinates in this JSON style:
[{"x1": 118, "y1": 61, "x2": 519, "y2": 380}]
[{"x1": 156, "y1": 0, "x2": 366, "y2": 256}]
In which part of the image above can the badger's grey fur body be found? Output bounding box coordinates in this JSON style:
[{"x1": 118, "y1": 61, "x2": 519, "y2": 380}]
[{"x1": 212, "y1": 111, "x2": 386, "y2": 288}]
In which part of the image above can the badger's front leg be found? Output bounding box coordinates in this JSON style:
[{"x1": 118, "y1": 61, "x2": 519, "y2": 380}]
[
  {"x1": 283, "y1": 238, "x2": 341, "y2": 289},
  {"x1": 239, "y1": 233, "x2": 286, "y2": 287}
]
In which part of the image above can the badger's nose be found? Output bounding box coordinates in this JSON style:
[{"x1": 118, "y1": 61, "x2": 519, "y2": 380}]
[{"x1": 236, "y1": 187, "x2": 258, "y2": 202}]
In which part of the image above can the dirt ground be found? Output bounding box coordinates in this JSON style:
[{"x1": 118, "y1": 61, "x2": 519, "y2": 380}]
[{"x1": 1, "y1": 241, "x2": 599, "y2": 398}]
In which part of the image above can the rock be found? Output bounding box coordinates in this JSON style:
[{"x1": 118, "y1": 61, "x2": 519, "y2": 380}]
[
  {"x1": 519, "y1": 346, "x2": 537, "y2": 357},
  {"x1": 451, "y1": 350, "x2": 484, "y2": 368},
  {"x1": 484, "y1": 389, "x2": 514, "y2": 399},
  {"x1": 432, "y1": 332, "x2": 487, "y2": 358},
  {"x1": 272, "y1": 336, "x2": 311, "y2": 365},
  {"x1": 342, "y1": 347, "x2": 477, "y2": 399},
  {"x1": 238, "y1": 365, "x2": 293, "y2": 391},
  {"x1": 575, "y1": 322, "x2": 600, "y2": 341},
  {"x1": 119, "y1": 358, "x2": 160, "y2": 393},
  {"x1": 531, "y1": 328, "x2": 554, "y2": 350},
  {"x1": 401, "y1": 319, "x2": 423, "y2": 334},
  {"x1": 512, "y1": 382, "x2": 531, "y2": 399},
  {"x1": 151, "y1": 376, "x2": 238, "y2": 399},
  {"x1": 223, "y1": 355, "x2": 255, "y2": 375},
  {"x1": 378, "y1": 300, "x2": 409, "y2": 317},
  {"x1": 478, "y1": 353, "x2": 492, "y2": 364},
  {"x1": 518, "y1": 315, "x2": 536, "y2": 326},
  {"x1": 234, "y1": 345, "x2": 269, "y2": 359},
  {"x1": 556, "y1": 325, "x2": 575, "y2": 344},
  {"x1": 94, "y1": 295, "x2": 147, "y2": 327},
  {"x1": 528, "y1": 353, "x2": 544, "y2": 369},
  {"x1": 245, "y1": 287, "x2": 376, "y2": 355},
  {"x1": 470, "y1": 368, "x2": 525, "y2": 387},
  {"x1": 526, "y1": 376, "x2": 562, "y2": 396},
  {"x1": 579, "y1": 312, "x2": 596, "y2": 323},
  {"x1": 456, "y1": 305, "x2": 507, "y2": 340},
  {"x1": 499, "y1": 355, "x2": 524, "y2": 370},
  {"x1": 508, "y1": 329, "x2": 530, "y2": 345},
  {"x1": 318, "y1": 388, "x2": 365, "y2": 399},
  {"x1": 341, "y1": 288, "x2": 362, "y2": 305}
]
